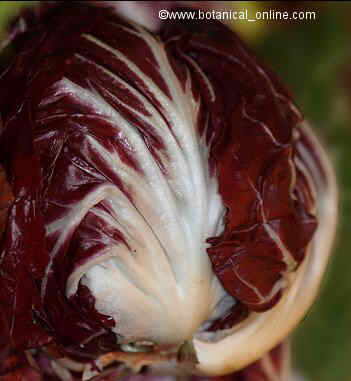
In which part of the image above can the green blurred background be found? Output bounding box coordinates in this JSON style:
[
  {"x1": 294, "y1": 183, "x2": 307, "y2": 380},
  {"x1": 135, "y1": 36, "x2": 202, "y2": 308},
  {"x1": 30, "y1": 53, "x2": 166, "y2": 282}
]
[{"x1": 0, "y1": 2, "x2": 350, "y2": 380}]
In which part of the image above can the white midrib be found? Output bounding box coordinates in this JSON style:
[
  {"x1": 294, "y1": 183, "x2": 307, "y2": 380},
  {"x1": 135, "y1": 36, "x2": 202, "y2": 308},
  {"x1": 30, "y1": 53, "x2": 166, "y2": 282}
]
[{"x1": 41, "y1": 24, "x2": 231, "y2": 347}]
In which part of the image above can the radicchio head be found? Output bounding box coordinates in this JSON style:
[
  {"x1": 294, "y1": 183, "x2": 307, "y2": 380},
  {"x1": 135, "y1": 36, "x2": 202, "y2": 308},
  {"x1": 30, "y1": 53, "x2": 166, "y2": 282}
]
[{"x1": 0, "y1": 2, "x2": 337, "y2": 380}]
